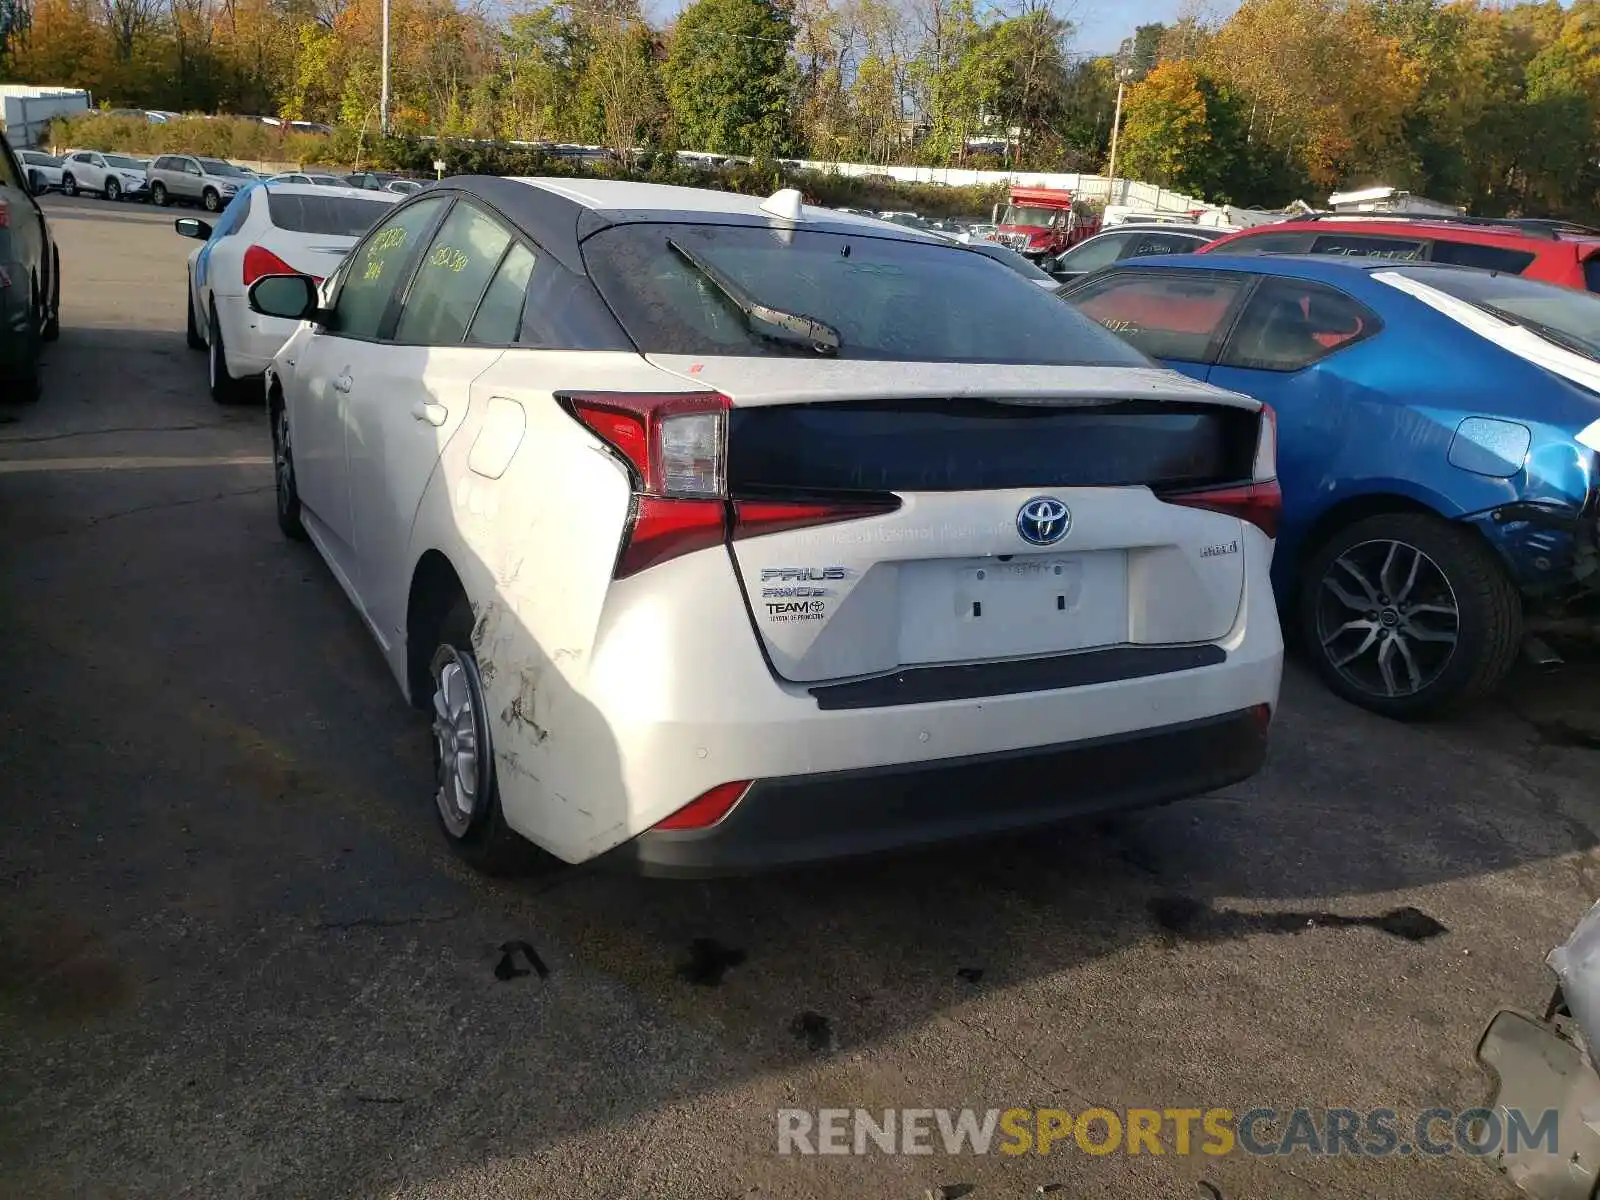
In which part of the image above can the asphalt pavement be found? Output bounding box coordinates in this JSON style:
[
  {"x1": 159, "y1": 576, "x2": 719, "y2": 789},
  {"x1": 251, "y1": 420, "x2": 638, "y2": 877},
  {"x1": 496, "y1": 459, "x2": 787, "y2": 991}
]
[{"x1": 3, "y1": 192, "x2": 1599, "y2": 1200}]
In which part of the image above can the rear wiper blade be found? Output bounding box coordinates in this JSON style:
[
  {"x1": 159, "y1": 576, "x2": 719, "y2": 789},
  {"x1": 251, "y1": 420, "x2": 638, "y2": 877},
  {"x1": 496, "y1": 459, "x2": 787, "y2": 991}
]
[{"x1": 667, "y1": 237, "x2": 841, "y2": 356}]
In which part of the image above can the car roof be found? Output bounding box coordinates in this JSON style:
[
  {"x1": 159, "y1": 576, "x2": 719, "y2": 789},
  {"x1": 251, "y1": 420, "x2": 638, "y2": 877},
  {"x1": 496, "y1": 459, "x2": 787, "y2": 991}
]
[
  {"x1": 423, "y1": 176, "x2": 941, "y2": 276},
  {"x1": 1219, "y1": 215, "x2": 1600, "y2": 248},
  {"x1": 260, "y1": 180, "x2": 397, "y2": 202},
  {"x1": 1108, "y1": 251, "x2": 1503, "y2": 286},
  {"x1": 1095, "y1": 223, "x2": 1222, "y2": 237}
]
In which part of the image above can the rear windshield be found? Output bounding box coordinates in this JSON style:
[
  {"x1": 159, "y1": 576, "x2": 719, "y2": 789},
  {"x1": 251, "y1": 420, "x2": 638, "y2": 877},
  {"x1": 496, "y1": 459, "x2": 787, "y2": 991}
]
[
  {"x1": 266, "y1": 192, "x2": 393, "y2": 236},
  {"x1": 1398, "y1": 266, "x2": 1600, "y2": 360},
  {"x1": 581, "y1": 222, "x2": 1149, "y2": 366},
  {"x1": 198, "y1": 158, "x2": 247, "y2": 177}
]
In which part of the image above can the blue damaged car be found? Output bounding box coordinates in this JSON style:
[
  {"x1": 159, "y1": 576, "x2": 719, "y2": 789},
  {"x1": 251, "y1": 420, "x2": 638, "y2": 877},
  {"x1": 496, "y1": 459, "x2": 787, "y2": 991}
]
[{"x1": 1062, "y1": 254, "x2": 1600, "y2": 718}]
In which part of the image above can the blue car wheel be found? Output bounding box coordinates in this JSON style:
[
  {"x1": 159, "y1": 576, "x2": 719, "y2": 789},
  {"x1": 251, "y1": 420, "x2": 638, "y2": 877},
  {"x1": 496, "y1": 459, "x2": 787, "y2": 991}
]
[{"x1": 1298, "y1": 511, "x2": 1523, "y2": 719}]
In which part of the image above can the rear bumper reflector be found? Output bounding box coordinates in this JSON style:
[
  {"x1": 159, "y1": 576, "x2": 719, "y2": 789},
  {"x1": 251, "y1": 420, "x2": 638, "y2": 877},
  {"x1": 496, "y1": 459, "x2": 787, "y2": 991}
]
[
  {"x1": 651, "y1": 780, "x2": 752, "y2": 831},
  {"x1": 809, "y1": 644, "x2": 1227, "y2": 710},
  {"x1": 628, "y1": 709, "x2": 1268, "y2": 877}
]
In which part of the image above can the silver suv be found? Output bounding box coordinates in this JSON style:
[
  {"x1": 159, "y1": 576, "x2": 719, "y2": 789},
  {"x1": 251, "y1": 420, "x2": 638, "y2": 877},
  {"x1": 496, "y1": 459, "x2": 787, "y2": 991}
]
[{"x1": 147, "y1": 154, "x2": 251, "y2": 212}]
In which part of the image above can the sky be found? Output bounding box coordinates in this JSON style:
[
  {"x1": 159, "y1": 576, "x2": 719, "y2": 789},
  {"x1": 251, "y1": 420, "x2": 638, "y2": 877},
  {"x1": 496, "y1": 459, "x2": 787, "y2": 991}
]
[{"x1": 1072, "y1": 0, "x2": 1241, "y2": 54}]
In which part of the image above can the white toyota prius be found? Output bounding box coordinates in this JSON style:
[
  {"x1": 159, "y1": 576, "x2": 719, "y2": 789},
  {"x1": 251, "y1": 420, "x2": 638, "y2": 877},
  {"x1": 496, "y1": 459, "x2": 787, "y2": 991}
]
[
  {"x1": 176, "y1": 180, "x2": 398, "y2": 403},
  {"x1": 248, "y1": 177, "x2": 1285, "y2": 876}
]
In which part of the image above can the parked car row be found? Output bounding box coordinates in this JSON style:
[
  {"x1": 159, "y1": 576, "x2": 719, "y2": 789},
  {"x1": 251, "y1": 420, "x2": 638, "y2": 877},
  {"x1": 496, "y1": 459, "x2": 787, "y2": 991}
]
[{"x1": 21, "y1": 146, "x2": 428, "y2": 208}]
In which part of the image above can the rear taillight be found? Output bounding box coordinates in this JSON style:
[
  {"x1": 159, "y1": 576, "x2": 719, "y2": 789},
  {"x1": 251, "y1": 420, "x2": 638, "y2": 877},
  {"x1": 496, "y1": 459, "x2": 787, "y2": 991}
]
[
  {"x1": 0, "y1": 199, "x2": 9, "y2": 228},
  {"x1": 1250, "y1": 702, "x2": 1273, "y2": 735},
  {"x1": 652, "y1": 781, "x2": 751, "y2": 830},
  {"x1": 242, "y1": 244, "x2": 321, "y2": 288},
  {"x1": 1168, "y1": 481, "x2": 1281, "y2": 537},
  {"x1": 564, "y1": 391, "x2": 892, "y2": 578},
  {"x1": 732, "y1": 498, "x2": 901, "y2": 539},
  {"x1": 1166, "y1": 403, "x2": 1280, "y2": 538}
]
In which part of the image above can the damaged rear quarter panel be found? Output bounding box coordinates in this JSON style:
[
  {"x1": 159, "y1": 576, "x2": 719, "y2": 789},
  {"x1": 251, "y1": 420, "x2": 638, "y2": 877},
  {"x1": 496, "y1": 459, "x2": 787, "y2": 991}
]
[{"x1": 405, "y1": 350, "x2": 676, "y2": 863}]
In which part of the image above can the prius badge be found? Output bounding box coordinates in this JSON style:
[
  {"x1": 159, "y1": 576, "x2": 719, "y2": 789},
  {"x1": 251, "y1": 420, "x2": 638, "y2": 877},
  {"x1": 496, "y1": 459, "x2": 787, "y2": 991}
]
[{"x1": 1016, "y1": 496, "x2": 1071, "y2": 546}]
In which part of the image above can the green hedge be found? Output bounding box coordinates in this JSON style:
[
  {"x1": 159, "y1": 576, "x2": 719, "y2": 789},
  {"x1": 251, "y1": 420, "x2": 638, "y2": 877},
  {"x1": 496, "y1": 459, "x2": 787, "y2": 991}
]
[
  {"x1": 48, "y1": 113, "x2": 343, "y2": 166},
  {"x1": 47, "y1": 118, "x2": 1008, "y2": 218}
]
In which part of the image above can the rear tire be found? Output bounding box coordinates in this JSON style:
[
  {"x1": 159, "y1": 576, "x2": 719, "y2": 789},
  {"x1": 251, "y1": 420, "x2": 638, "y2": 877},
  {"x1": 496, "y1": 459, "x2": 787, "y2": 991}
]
[
  {"x1": 185, "y1": 285, "x2": 204, "y2": 350},
  {"x1": 207, "y1": 305, "x2": 248, "y2": 404},
  {"x1": 41, "y1": 247, "x2": 60, "y2": 343},
  {"x1": 3, "y1": 278, "x2": 43, "y2": 403},
  {"x1": 1297, "y1": 511, "x2": 1522, "y2": 720},
  {"x1": 430, "y1": 598, "x2": 538, "y2": 876}
]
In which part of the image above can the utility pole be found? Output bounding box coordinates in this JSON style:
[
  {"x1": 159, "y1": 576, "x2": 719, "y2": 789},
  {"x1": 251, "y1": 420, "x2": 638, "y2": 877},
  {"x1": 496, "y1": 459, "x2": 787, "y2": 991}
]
[
  {"x1": 1105, "y1": 63, "x2": 1140, "y2": 207},
  {"x1": 379, "y1": 0, "x2": 391, "y2": 135}
]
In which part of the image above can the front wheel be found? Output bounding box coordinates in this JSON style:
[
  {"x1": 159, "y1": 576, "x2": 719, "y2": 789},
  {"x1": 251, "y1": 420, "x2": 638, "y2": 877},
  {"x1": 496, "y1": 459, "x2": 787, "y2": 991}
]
[
  {"x1": 270, "y1": 399, "x2": 307, "y2": 540},
  {"x1": 1298, "y1": 511, "x2": 1522, "y2": 719},
  {"x1": 202, "y1": 188, "x2": 221, "y2": 213},
  {"x1": 61, "y1": 173, "x2": 77, "y2": 197},
  {"x1": 430, "y1": 599, "x2": 536, "y2": 875},
  {"x1": 151, "y1": 181, "x2": 168, "y2": 207},
  {"x1": 104, "y1": 177, "x2": 121, "y2": 202}
]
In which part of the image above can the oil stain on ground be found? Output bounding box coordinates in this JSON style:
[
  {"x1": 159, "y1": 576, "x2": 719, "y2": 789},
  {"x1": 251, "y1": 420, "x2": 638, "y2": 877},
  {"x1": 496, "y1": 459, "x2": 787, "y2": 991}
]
[
  {"x1": 676, "y1": 937, "x2": 746, "y2": 986},
  {"x1": 1149, "y1": 896, "x2": 1448, "y2": 943},
  {"x1": 0, "y1": 913, "x2": 131, "y2": 1024},
  {"x1": 790, "y1": 1010, "x2": 834, "y2": 1053}
]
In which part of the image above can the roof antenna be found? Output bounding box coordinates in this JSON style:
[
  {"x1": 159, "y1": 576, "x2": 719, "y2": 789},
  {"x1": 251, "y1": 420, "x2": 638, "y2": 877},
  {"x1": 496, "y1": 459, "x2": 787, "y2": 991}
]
[{"x1": 761, "y1": 188, "x2": 804, "y2": 222}]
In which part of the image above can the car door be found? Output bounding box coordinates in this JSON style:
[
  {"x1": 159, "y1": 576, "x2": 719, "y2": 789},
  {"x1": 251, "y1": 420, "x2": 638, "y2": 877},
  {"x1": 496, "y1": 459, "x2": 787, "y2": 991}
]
[
  {"x1": 344, "y1": 197, "x2": 518, "y2": 646},
  {"x1": 179, "y1": 158, "x2": 204, "y2": 200},
  {"x1": 1207, "y1": 276, "x2": 1382, "y2": 537},
  {"x1": 288, "y1": 194, "x2": 451, "y2": 601},
  {"x1": 1062, "y1": 268, "x2": 1253, "y2": 383}
]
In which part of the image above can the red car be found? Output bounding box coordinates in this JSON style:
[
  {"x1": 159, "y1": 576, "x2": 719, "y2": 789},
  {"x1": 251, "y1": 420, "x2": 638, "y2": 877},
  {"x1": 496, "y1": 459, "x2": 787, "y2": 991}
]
[{"x1": 1200, "y1": 214, "x2": 1600, "y2": 292}]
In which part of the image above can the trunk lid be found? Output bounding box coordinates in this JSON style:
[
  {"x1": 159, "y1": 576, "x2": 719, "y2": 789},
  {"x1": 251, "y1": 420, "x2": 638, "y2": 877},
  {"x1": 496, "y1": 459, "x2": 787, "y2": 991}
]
[{"x1": 648, "y1": 355, "x2": 1263, "y2": 684}]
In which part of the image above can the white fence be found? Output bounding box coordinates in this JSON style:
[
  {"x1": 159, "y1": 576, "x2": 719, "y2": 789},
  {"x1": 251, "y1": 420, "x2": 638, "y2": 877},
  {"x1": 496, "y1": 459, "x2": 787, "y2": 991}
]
[{"x1": 697, "y1": 153, "x2": 1210, "y2": 213}]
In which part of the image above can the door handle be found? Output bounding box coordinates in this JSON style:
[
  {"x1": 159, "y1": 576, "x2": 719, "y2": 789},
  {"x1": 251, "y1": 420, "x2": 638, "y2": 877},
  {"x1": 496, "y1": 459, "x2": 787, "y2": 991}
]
[
  {"x1": 333, "y1": 372, "x2": 353, "y2": 394},
  {"x1": 412, "y1": 401, "x2": 448, "y2": 427}
]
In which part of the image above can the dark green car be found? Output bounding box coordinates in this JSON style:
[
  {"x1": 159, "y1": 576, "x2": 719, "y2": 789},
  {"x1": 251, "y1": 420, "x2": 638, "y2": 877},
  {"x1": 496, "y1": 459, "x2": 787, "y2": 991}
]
[{"x1": 1, "y1": 130, "x2": 61, "y2": 400}]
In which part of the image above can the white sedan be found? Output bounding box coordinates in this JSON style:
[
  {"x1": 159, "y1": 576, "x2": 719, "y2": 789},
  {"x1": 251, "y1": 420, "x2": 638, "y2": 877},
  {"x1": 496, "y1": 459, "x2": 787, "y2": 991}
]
[
  {"x1": 176, "y1": 180, "x2": 398, "y2": 403},
  {"x1": 247, "y1": 178, "x2": 1283, "y2": 876}
]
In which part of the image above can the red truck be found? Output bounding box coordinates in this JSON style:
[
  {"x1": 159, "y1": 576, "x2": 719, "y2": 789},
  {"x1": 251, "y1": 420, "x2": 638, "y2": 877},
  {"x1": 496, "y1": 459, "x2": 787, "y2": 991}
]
[{"x1": 991, "y1": 186, "x2": 1101, "y2": 262}]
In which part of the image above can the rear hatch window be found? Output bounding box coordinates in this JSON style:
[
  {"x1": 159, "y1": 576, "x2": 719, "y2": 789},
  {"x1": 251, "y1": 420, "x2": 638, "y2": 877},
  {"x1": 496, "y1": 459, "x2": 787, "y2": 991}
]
[
  {"x1": 266, "y1": 192, "x2": 394, "y2": 236},
  {"x1": 582, "y1": 221, "x2": 1149, "y2": 366}
]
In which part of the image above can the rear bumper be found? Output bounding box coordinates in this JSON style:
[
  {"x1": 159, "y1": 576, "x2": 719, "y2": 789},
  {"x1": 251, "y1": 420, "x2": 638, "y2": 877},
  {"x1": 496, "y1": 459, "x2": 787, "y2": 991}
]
[{"x1": 627, "y1": 707, "x2": 1268, "y2": 877}]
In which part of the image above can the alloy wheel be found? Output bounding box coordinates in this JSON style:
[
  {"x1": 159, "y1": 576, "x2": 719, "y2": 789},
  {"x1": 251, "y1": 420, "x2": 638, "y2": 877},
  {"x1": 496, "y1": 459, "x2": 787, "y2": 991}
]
[
  {"x1": 274, "y1": 406, "x2": 295, "y2": 516},
  {"x1": 105, "y1": 178, "x2": 120, "y2": 201},
  {"x1": 1314, "y1": 538, "x2": 1460, "y2": 700},
  {"x1": 431, "y1": 647, "x2": 484, "y2": 838}
]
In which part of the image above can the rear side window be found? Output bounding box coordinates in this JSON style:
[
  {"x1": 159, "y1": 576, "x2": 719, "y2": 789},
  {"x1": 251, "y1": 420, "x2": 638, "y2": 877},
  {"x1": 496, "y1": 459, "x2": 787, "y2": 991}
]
[
  {"x1": 1587, "y1": 256, "x2": 1600, "y2": 294},
  {"x1": 266, "y1": 192, "x2": 393, "y2": 237},
  {"x1": 583, "y1": 222, "x2": 1147, "y2": 366},
  {"x1": 1068, "y1": 271, "x2": 1249, "y2": 362},
  {"x1": 1220, "y1": 278, "x2": 1378, "y2": 371},
  {"x1": 1213, "y1": 232, "x2": 1313, "y2": 255},
  {"x1": 395, "y1": 201, "x2": 511, "y2": 345},
  {"x1": 1054, "y1": 232, "x2": 1133, "y2": 274},
  {"x1": 468, "y1": 242, "x2": 537, "y2": 344},
  {"x1": 1128, "y1": 232, "x2": 1205, "y2": 257},
  {"x1": 1308, "y1": 234, "x2": 1424, "y2": 261},
  {"x1": 1428, "y1": 241, "x2": 1536, "y2": 273}
]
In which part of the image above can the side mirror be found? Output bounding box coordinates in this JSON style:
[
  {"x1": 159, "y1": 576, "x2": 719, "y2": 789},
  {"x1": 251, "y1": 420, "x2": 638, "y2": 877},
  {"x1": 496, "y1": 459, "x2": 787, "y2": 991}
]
[
  {"x1": 248, "y1": 273, "x2": 320, "y2": 322},
  {"x1": 174, "y1": 217, "x2": 212, "y2": 240}
]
